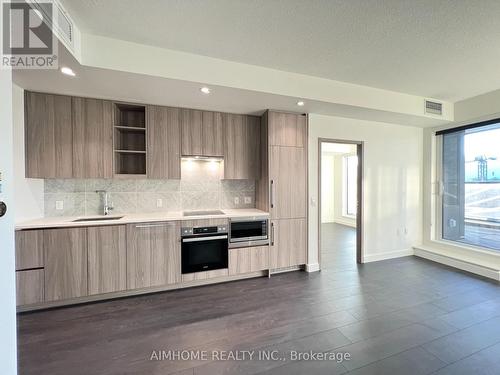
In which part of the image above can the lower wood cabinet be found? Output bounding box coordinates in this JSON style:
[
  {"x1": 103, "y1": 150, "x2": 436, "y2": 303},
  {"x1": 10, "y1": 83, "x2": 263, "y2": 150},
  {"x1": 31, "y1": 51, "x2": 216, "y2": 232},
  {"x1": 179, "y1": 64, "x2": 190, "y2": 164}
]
[
  {"x1": 88, "y1": 225, "x2": 127, "y2": 295},
  {"x1": 16, "y1": 269, "x2": 44, "y2": 306},
  {"x1": 126, "y1": 222, "x2": 181, "y2": 289},
  {"x1": 229, "y1": 246, "x2": 269, "y2": 275},
  {"x1": 270, "y1": 218, "x2": 307, "y2": 269},
  {"x1": 15, "y1": 230, "x2": 44, "y2": 270},
  {"x1": 44, "y1": 228, "x2": 88, "y2": 302}
]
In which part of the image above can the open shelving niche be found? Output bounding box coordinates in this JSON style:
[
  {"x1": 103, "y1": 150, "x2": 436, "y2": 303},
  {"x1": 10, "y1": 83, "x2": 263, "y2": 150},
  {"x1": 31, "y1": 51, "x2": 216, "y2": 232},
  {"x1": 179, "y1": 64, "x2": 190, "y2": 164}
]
[{"x1": 113, "y1": 103, "x2": 147, "y2": 177}]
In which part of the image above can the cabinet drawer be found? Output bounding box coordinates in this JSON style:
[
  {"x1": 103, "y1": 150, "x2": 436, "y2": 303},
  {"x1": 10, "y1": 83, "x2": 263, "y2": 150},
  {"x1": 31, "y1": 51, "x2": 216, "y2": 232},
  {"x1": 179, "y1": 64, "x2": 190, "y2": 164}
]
[
  {"x1": 16, "y1": 269, "x2": 44, "y2": 306},
  {"x1": 15, "y1": 230, "x2": 44, "y2": 270},
  {"x1": 229, "y1": 246, "x2": 269, "y2": 275}
]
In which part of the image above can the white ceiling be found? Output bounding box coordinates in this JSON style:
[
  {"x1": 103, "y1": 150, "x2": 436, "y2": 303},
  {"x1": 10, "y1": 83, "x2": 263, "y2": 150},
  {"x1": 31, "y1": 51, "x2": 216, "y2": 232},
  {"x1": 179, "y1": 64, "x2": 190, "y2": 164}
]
[{"x1": 60, "y1": 0, "x2": 500, "y2": 102}]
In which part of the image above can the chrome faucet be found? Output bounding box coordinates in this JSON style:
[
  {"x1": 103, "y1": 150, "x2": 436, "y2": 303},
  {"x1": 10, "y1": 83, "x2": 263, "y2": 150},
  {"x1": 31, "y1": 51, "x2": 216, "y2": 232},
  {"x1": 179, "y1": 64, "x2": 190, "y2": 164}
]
[{"x1": 95, "y1": 190, "x2": 114, "y2": 216}]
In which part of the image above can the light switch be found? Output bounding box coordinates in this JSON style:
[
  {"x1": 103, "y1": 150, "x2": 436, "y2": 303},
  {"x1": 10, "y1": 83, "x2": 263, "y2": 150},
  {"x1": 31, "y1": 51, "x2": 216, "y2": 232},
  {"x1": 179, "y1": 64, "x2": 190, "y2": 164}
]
[
  {"x1": 156, "y1": 198, "x2": 163, "y2": 208},
  {"x1": 244, "y1": 196, "x2": 252, "y2": 204},
  {"x1": 234, "y1": 197, "x2": 240, "y2": 205},
  {"x1": 55, "y1": 201, "x2": 64, "y2": 210}
]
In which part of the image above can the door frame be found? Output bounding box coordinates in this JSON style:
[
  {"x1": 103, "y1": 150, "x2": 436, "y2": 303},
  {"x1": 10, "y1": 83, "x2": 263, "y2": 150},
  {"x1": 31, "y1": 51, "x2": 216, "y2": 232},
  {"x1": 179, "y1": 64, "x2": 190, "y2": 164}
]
[{"x1": 318, "y1": 138, "x2": 364, "y2": 267}]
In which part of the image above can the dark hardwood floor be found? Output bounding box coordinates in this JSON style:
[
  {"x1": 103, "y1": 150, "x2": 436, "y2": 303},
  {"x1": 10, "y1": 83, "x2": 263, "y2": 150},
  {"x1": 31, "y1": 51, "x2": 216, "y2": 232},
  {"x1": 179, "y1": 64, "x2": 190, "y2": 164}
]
[{"x1": 17, "y1": 224, "x2": 500, "y2": 374}]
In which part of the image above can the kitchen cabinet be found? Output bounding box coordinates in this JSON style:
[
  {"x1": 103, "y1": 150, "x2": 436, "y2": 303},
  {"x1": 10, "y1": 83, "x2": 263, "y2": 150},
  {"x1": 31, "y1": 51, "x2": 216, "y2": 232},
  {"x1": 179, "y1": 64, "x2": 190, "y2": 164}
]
[
  {"x1": 202, "y1": 111, "x2": 224, "y2": 156},
  {"x1": 223, "y1": 113, "x2": 260, "y2": 179},
  {"x1": 181, "y1": 109, "x2": 224, "y2": 157},
  {"x1": 147, "y1": 106, "x2": 181, "y2": 179},
  {"x1": 24, "y1": 91, "x2": 73, "y2": 178},
  {"x1": 269, "y1": 146, "x2": 306, "y2": 219},
  {"x1": 72, "y1": 97, "x2": 114, "y2": 178},
  {"x1": 87, "y1": 225, "x2": 127, "y2": 295},
  {"x1": 126, "y1": 222, "x2": 181, "y2": 289},
  {"x1": 44, "y1": 228, "x2": 88, "y2": 301},
  {"x1": 15, "y1": 230, "x2": 44, "y2": 270},
  {"x1": 181, "y1": 108, "x2": 203, "y2": 156},
  {"x1": 257, "y1": 110, "x2": 308, "y2": 269},
  {"x1": 270, "y1": 219, "x2": 307, "y2": 269},
  {"x1": 228, "y1": 246, "x2": 269, "y2": 275},
  {"x1": 268, "y1": 111, "x2": 307, "y2": 147},
  {"x1": 16, "y1": 269, "x2": 44, "y2": 306}
]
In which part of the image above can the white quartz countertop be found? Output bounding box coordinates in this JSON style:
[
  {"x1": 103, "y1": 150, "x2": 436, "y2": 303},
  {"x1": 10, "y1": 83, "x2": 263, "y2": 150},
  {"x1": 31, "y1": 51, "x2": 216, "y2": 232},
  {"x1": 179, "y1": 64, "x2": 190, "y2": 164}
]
[{"x1": 15, "y1": 209, "x2": 269, "y2": 230}]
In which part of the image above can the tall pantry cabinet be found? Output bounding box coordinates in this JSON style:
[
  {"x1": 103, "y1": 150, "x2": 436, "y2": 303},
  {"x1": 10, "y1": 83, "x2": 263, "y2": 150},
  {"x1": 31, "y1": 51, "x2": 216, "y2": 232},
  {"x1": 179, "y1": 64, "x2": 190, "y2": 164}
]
[{"x1": 257, "y1": 111, "x2": 308, "y2": 270}]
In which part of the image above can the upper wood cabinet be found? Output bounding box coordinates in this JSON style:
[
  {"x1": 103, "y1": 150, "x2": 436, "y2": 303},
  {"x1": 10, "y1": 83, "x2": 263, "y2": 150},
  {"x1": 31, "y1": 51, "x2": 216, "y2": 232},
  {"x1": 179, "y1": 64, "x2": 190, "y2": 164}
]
[
  {"x1": 268, "y1": 111, "x2": 307, "y2": 147},
  {"x1": 126, "y1": 222, "x2": 181, "y2": 290},
  {"x1": 44, "y1": 228, "x2": 88, "y2": 302},
  {"x1": 202, "y1": 111, "x2": 224, "y2": 156},
  {"x1": 147, "y1": 106, "x2": 181, "y2": 179},
  {"x1": 25, "y1": 91, "x2": 73, "y2": 178},
  {"x1": 72, "y1": 97, "x2": 114, "y2": 178},
  {"x1": 181, "y1": 109, "x2": 224, "y2": 157},
  {"x1": 223, "y1": 114, "x2": 260, "y2": 180},
  {"x1": 87, "y1": 225, "x2": 127, "y2": 295},
  {"x1": 269, "y1": 146, "x2": 307, "y2": 219},
  {"x1": 181, "y1": 108, "x2": 203, "y2": 156}
]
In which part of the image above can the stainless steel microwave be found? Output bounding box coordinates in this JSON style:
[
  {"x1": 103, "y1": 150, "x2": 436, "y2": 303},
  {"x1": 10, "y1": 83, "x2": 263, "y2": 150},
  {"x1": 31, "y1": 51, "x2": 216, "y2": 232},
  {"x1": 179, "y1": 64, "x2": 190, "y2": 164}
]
[{"x1": 229, "y1": 217, "x2": 269, "y2": 248}]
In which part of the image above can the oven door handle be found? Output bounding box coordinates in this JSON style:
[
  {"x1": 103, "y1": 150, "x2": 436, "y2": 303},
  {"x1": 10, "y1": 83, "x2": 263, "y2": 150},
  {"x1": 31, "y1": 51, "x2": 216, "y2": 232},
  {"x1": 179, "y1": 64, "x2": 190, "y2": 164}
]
[{"x1": 182, "y1": 235, "x2": 228, "y2": 243}]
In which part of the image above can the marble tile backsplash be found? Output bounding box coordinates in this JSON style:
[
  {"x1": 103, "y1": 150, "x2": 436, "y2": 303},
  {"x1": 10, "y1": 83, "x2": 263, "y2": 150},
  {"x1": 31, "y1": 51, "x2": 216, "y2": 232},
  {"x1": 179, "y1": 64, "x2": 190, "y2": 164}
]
[{"x1": 44, "y1": 178, "x2": 256, "y2": 217}]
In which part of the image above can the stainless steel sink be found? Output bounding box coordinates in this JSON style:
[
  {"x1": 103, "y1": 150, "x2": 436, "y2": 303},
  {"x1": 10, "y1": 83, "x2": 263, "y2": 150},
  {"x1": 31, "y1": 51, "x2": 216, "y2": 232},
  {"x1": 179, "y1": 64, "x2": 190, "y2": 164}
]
[{"x1": 72, "y1": 216, "x2": 124, "y2": 222}]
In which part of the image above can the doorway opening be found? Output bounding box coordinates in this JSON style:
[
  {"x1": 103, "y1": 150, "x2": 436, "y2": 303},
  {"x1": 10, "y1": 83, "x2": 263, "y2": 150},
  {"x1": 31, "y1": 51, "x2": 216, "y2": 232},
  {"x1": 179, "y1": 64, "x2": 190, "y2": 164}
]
[{"x1": 318, "y1": 139, "x2": 363, "y2": 270}]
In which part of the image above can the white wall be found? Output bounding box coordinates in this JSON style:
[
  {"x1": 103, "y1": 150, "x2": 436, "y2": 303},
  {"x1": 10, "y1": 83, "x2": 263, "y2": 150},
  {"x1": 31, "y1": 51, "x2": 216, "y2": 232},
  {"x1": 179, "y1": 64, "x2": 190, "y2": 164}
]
[
  {"x1": 0, "y1": 67, "x2": 18, "y2": 373},
  {"x1": 308, "y1": 114, "x2": 423, "y2": 268},
  {"x1": 13, "y1": 85, "x2": 44, "y2": 222}
]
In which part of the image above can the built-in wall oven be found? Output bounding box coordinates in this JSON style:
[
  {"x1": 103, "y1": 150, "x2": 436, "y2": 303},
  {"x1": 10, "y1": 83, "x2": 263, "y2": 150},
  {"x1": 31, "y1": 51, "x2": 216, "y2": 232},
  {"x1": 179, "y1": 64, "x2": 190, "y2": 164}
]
[
  {"x1": 181, "y1": 224, "x2": 228, "y2": 274},
  {"x1": 229, "y1": 217, "x2": 269, "y2": 248}
]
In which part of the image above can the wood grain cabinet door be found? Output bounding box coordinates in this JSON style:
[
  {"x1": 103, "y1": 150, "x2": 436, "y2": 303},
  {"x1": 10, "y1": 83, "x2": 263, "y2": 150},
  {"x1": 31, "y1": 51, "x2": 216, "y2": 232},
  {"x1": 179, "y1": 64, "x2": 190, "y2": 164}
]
[
  {"x1": 24, "y1": 91, "x2": 73, "y2": 178},
  {"x1": 269, "y1": 146, "x2": 306, "y2": 219},
  {"x1": 202, "y1": 111, "x2": 224, "y2": 156},
  {"x1": 181, "y1": 108, "x2": 203, "y2": 156},
  {"x1": 270, "y1": 219, "x2": 306, "y2": 269},
  {"x1": 72, "y1": 97, "x2": 113, "y2": 178},
  {"x1": 16, "y1": 270, "x2": 44, "y2": 306},
  {"x1": 223, "y1": 114, "x2": 260, "y2": 179},
  {"x1": 147, "y1": 106, "x2": 181, "y2": 179},
  {"x1": 44, "y1": 228, "x2": 88, "y2": 301},
  {"x1": 15, "y1": 230, "x2": 44, "y2": 270},
  {"x1": 268, "y1": 111, "x2": 307, "y2": 147},
  {"x1": 87, "y1": 225, "x2": 127, "y2": 295},
  {"x1": 126, "y1": 222, "x2": 181, "y2": 290},
  {"x1": 229, "y1": 246, "x2": 269, "y2": 275}
]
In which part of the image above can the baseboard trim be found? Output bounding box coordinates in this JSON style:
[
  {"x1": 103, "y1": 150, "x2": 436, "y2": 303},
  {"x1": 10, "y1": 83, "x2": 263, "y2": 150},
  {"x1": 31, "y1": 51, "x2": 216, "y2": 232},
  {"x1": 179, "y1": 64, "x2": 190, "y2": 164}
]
[
  {"x1": 305, "y1": 263, "x2": 320, "y2": 272},
  {"x1": 333, "y1": 218, "x2": 356, "y2": 228},
  {"x1": 414, "y1": 246, "x2": 500, "y2": 281},
  {"x1": 362, "y1": 248, "x2": 414, "y2": 263}
]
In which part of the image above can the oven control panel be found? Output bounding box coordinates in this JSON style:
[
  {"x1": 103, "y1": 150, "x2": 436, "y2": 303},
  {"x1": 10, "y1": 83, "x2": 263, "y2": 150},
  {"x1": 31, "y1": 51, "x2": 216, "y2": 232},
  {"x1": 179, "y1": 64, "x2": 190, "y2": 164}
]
[{"x1": 181, "y1": 225, "x2": 228, "y2": 237}]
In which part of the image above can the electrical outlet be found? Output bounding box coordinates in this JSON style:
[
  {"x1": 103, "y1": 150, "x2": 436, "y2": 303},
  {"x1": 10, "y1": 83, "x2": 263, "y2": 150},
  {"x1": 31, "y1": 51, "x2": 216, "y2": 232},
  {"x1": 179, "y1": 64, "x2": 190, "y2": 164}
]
[
  {"x1": 234, "y1": 197, "x2": 240, "y2": 205},
  {"x1": 156, "y1": 198, "x2": 163, "y2": 208},
  {"x1": 244, "y1": 196, "x2": 252, "y2": 204},
  {"x1": 55, "y1": 201, "x2": 64, "y2": 210}
]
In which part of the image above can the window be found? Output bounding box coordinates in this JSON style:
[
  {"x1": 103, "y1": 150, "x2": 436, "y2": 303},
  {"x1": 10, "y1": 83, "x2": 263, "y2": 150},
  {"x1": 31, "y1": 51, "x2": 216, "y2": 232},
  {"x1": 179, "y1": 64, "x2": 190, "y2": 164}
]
[
  {"x1": 344, "y1": 155, "x2": 358, "y2": 217},
  {"x1": 441, "y1": 122, "x2": 500, "y2": 251}
]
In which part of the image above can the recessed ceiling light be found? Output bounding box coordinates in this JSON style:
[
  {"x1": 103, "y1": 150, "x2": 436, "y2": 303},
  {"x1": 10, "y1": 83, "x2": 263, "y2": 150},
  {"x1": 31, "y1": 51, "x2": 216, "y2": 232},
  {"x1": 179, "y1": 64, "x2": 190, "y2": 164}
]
[
  {"x1": 60, "y1": 66, "x2": 75, "y2": 76},
  {"x1": 200, "y1": 87, "x2": 211, "y2": 94},
  {"x1": 297, "y1": 101, "x2": 305, "y2": 107}
]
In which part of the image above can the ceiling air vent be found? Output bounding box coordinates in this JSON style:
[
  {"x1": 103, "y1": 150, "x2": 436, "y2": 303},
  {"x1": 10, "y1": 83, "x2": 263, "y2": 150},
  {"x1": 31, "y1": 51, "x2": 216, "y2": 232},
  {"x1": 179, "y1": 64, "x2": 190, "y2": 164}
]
[
  {"x1": 425, "y1": 100, "x2": 443, "y2": 116},
  {"x1": 29, "y1": 0, "x2": 74, "y2": 49}
]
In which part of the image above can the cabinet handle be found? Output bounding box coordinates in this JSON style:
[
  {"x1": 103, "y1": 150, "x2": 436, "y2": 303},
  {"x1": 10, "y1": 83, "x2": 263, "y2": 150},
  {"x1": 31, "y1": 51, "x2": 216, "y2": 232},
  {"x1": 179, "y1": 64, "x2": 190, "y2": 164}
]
[
  {"x1": 270, "y1": 180, "x2": 275, "y2": 208},
  {"x1": 271, "y1": 222, "x2": 275, "y2": 246},
  {"x1": 134, "y1": 223, "x2": 174, "y2": 228}
]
